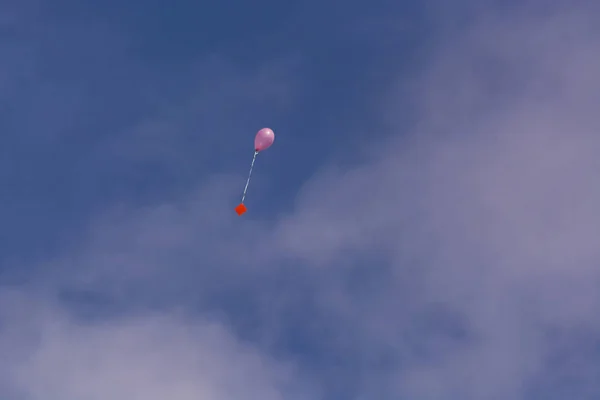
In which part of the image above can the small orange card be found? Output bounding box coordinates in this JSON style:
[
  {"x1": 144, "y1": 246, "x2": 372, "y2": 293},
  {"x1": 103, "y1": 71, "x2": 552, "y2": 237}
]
[{"x1": 235, "y1": 203, "x2": 247, "y2": 215}]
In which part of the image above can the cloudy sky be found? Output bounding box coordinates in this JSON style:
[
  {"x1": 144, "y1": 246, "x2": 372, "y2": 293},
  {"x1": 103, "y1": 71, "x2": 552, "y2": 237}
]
[{"x1": 0, "y1": 0, "x2": 599, "y2": 399}]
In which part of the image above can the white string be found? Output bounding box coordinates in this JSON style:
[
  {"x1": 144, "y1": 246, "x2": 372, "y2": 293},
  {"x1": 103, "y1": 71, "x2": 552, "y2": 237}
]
[{"x1": 241, "y1": 151, "x2": 258, "y2": 203}]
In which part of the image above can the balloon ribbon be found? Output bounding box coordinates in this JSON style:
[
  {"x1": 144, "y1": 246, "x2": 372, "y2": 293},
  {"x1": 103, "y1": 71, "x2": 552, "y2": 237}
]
[{"x1": 235, "y1": 150, "x2": 258, "y2": 215}]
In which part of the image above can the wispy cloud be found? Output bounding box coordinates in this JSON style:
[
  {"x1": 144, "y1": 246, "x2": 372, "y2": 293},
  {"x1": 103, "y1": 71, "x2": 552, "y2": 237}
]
[{"x1": 0, "y1": 291, "x2": 311, "y2": 400}]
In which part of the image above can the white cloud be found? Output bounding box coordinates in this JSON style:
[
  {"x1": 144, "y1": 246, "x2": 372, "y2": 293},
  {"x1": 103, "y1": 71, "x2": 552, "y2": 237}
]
[{"x1": 0, "y1": 291, "x2": 310, "y2": 400}]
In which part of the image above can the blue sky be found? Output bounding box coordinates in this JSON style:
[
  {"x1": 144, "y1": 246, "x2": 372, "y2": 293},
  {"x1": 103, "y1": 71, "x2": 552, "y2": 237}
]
[
  {"x1": 0, "y1": 0, "x2": 427, "y2": 260},
  {"x1": 1, "y1": 0, "x2": 600, "y2": 399}
]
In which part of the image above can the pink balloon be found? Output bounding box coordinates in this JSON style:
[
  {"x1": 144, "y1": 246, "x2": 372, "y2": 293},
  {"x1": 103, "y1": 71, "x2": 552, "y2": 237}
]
[{"x1": 254, "y1": 128, "x2": 275, "y2": 152}]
